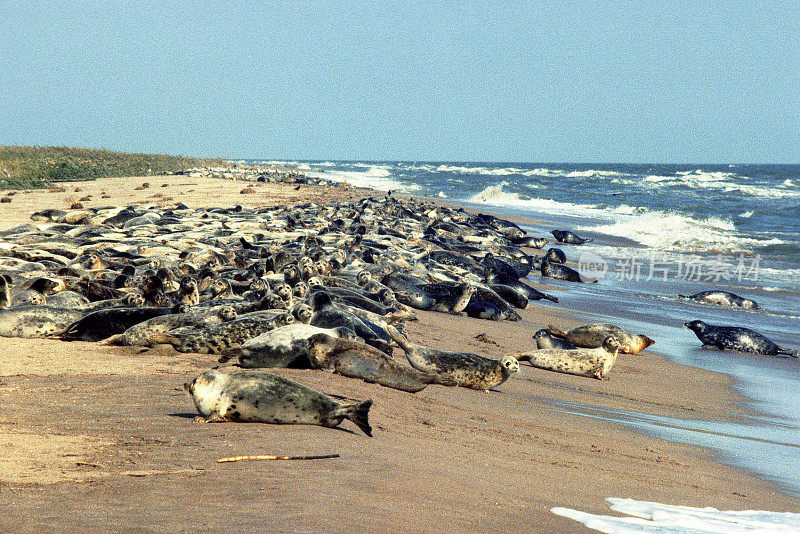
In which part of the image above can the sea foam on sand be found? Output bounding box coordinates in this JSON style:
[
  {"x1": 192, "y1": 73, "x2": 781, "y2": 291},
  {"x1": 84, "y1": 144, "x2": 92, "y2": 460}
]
[{"x1": 552, "y1": 498, "x2": 800, "y2": 533}]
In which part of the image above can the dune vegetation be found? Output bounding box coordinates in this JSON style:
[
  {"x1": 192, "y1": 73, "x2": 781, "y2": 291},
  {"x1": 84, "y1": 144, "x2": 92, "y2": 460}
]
[{"x1": 0, "y1": 145, "x2": 225, "y2": 189}]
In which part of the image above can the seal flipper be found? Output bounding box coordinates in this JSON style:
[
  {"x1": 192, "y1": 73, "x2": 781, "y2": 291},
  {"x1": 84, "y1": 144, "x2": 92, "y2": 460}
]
[
  {"x1": 98, "y1": 334, "x2": 124, "y2": 346},
  {"x1": 776, "y1": 347, "x2": 799, "y2": 358},
  {"x1": 333, "y1": 399, "x2": 372, "y2": 437}
]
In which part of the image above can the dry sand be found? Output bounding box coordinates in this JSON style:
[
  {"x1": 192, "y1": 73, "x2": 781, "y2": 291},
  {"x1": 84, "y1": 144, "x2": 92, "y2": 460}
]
[{"x1": 0, "y1": 175, "x2": 797, "y2": 533}]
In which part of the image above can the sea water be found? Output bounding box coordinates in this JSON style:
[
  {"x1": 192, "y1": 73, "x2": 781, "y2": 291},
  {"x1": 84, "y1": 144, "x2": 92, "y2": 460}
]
[{"x1": 251, "y1": 160, "x2": 800, "y2": 527}]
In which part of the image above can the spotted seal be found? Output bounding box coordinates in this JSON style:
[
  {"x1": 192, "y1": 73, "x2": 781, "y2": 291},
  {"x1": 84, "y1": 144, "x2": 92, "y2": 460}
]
[
  {"x1": 307, "y1": 333, "x2": 433, "y2": 393},
  {"x1": 546, "y1": 323, "x2": 654, "y2": 354},
  {"x1": 514, "y1": 335, "x2": 620, "y2": 380},
  {"x1": 184, "y1": 369, "x2": 372, "y2": 436},
  {"x1": 532, "y1": 329, "x2": 577, "y2": 350},
  {"x1": 99, "y1": 305, "x2": 237, "y2": 346},
  {"x1": 385, "y1": 325, "x2": 520, "y2": 392},
  {"x1": 551, "y1": 230, "x2": 593, "y2": 245},
  {"x1": 684, "y1": 320, "x2": 797, "y2": 357},
  {"x1": 218, "y1": 324, "x2": 359, "y2": 368},
  {"x1": 678, "y1": 291, "x2": 759, "y2": 310},
  {"x1": 0, "y1": 306, "x2": 87, "y2": 338},
  {"x1": 168, "y1": 310, "x2": 295, "y2": 354}
]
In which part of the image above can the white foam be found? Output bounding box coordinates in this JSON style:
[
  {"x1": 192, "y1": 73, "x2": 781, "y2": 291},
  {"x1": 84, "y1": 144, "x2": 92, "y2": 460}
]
[
  {"x1": 468, "y1": 182, "x2": 602, "y2": 216},
  {"x1": 739, "y1": 211, "x2": 755, "y2": 218},
  {"x1": 552, "y1": 498, "x2": 800, "y2": 533},
  {"x1": 437, "y1": 191, "x2": 447, "y2": 198},
  {"x1": 642, "y1": 170, "x2": 800, "y2": 198},
  {"x1": 436, "y1": 165, "x2": 632, "y2": 179},
  {"x1": 306, "y1": 165, "x2": 420, "y2": 193},
  {"x1": 587, "y1": 212, "x2": 784, "y2": 253}
]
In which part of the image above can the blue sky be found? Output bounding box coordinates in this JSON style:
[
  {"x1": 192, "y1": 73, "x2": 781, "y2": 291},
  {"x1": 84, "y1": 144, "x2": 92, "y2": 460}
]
[{"x1": 2, "y1": 1, "x2": 798, "y2": 162}]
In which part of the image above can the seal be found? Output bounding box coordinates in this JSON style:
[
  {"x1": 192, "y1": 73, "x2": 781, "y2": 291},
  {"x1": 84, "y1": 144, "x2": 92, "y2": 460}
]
[
  {"x1": 532, "y1": 329, "x2": 577, "y2": 350},
  {"x1": 684, "y1": 320, "x2": 797, "y2": 357},
  {"x1": 169, "y1": 311, "x2": 295, "y2": 354},
  {"x1": 541, "y1": 257, "x2": 595, "y2": 283},
  {"x1": 385, "y1": 325, "x2": 520, "y2": 392},
  {"x1": 514, "y1": 335, "x2": 620, "y2": 380},
  {"x1": 45, "y1": 290, "x2": 91, "y2": 309},
  {"x1": 59, "y1": 306, "x2": 174, "y2": 341},
  {"x1": 678, "y1": 291, "x2": 759, "y2": 310},
  {"x1": 308, "y1": 291, "x2": 392, "y2": 352},
  {"x1": 306, "y1": 333, "x2": 433, "y2": 393},
  {"x1": 0, "y1": 305, "x2": 87, "y2": 338},
  {"x1": 546, "y1": 323, "x2": 654, "y2": 354},
  {"x1": 218, "y1": 324, "x2": 359, "y2": 368},
  {"x1": 544, "y1": 248, "x2": 567, "y2": 263},
  {"x1": 184, "y1": 369, "x2": 372, "y2": 436},
  {"x1": 384, "y1": 273, "x2": 476, "y2": 314},
  {"x1": 551, "y1": 230, "x2": 593, "y2": 245},
  {"x1": 488, "y1": 284, "x2": 528, "y2": 309},
  {"x1": 99, "y1": 305, "x2": 237, "y2": 347},
  {"x1": 0, "y1": 275, "x2": 9, "y2": 308}
]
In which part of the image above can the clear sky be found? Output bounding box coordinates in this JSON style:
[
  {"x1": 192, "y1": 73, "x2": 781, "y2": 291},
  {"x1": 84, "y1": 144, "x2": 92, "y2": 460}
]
[{"x1": 2, "y1": 1, "x2": 799, "y2": 163}]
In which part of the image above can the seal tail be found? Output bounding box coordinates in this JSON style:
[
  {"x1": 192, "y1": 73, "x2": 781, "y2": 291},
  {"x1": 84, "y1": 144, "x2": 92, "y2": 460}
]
[
  {"x1": 777, "y1": 348, "x2": 799, "y2": 358},
  {"x1": 543, "y1": 293, "x2": 559, "y2": 303},
  {"x1": 334, "y1": 400, "x2": 373, "y2": 437},
  {"x1": 380, "y1": 320, "x2": 413, "y2": 354},
  {"x1": 546, "y1": 324, "x2": 568, "y2": 339}
]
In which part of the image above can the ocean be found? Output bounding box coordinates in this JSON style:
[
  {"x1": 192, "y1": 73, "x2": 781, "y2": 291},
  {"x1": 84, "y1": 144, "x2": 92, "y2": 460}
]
[{"x1": 251, "y1": 160, "x2": 800, "y2": 527}]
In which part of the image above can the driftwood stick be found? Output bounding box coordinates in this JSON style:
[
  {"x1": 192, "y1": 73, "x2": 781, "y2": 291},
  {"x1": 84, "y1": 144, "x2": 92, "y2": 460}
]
[{"x1": 217, "y1": 453, "x2": 340, "y2": 463}]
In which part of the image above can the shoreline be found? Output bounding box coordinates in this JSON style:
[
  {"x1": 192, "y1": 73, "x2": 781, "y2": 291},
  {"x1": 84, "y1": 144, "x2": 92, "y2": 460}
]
[{"x1": 0, "y1": 173, "x2": 797, "y2": 532}]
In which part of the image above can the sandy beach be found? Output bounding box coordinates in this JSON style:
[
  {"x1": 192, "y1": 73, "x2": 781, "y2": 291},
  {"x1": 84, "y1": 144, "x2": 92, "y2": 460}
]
[{"x1": 0, "y1": 175, "x2": 797, "y2": 533}]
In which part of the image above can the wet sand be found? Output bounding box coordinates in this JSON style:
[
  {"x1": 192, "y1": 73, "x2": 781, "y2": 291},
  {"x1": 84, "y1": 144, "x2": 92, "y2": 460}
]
[{"x1": 0, "y1": 175, "x2": 797, "y2": 533}]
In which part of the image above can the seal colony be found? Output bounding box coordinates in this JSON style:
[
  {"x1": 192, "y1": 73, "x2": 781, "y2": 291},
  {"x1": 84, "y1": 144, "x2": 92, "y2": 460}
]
[{"x1": 0, "y1": 186, "x2": 795, "y2": 437}]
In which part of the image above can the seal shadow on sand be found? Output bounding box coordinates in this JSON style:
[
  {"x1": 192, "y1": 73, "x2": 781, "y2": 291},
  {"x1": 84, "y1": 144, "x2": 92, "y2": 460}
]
[{"x1": 167, "y1": 411, "x2": 361, "y2": 435}]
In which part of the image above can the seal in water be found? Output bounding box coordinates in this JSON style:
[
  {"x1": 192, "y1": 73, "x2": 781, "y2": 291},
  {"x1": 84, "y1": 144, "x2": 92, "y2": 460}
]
[
  {"x1": 0, "y1": 306, "x2": 87, "y2": 338},
  {"x1": 678, "y1": 291, "x2": 759, "y2": 310},
  {"x1": 306, "y1": 333, "x2": 433, "y2": 393},
  {"x1": 385, "y1": 325, "x2": 520, "y2": 392},
  {"x1": 514, "y1": 335, "x2": 620, "y2": 380},
  {"x1": 684, "y1": 320, "x2": 797, "y2": 357},
  {"x1": 532, "y1": 329, "x2": 577, "y2": 350},
  {"x1": 184, "y1": 369, "x2": 372, "y2": 436},
  {"x1": 541, "y1": 257, "x2": 595, "y2": 283},
  {"x1": 551, "y1": 230, "x2": 592, "y2": 245},
  {"x1": 546, "y1": 323, "x2": 654, "y2": 354}
]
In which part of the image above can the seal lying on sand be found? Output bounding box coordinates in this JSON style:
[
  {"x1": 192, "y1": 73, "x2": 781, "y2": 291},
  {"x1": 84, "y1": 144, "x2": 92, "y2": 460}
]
[
  {"x1": 307, "y1": 333, "x2": 433, "y2": 393},
  {"x1": 385, "y1": 325, "x2": 520, "y2": 392},
  {"x1": 184, "y1": 369, "x2": 372, "y2": 436},
  {"x1": 218, "y1": 324, "x2": 359, "y2": 368},
  {"x1": 684, "y1": 320, "x2": 797, "y2": 357},
  {"x1": 514, "y1": 335, "x2": 620, "y2": 380},
  {"x1": 0, "y1": 306, "x2": 86, "y2": 338},
  {"x1": 679, "y1": 291, "x2": 760, "y2": 310},
  {"x1": 533, "y1": 329, "x2": 576, "y2": 350},
  {"x1": 546, "y1": 323, "x2": 654, "y2": 354}
]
